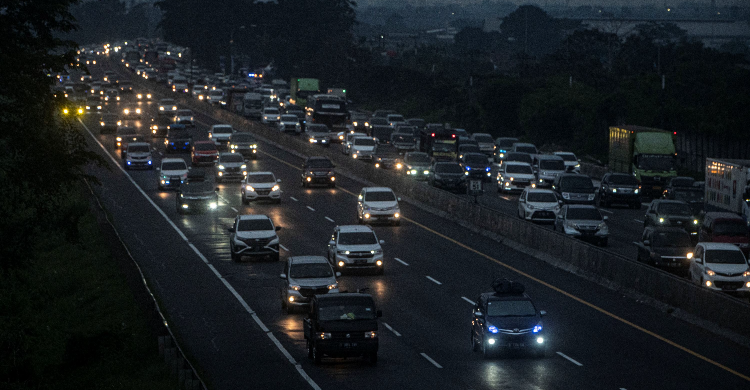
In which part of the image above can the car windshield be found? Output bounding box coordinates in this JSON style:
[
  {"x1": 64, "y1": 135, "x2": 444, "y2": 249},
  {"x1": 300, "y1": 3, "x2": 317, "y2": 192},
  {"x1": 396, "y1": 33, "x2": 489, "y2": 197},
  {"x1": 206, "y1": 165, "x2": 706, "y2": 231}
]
[
  {"x1": 657, "y1": 203, "x2": 693, "y2": 216},
  {"x1": 194, "y1": 143, "x2": 216, "y2": 151},
  {"x1": 210, "y1": 91, "x2": 222, "y2": 96},
  {"x1": 652, "y1": 231, "x2": 692, "y2": 247},
  {"x1": 128, "y1": 145, "x2": 149, "y2": 153},
  {"x1": 464, "y1": 155, "x2": 487, "y2": 164},
  {"x1": 436, "y1": 164, "x2": 463, "y2": 174},
  {"x1": 182, "y1": 181, "x2": 214, "y2": 193},
  {"x1": 406, "y1": 154, "x2": 431, "y2": 164},
  {"x1": 213, "y1": 126, "x2": 232, "y2": 133},
  {"x1": 506, "y1": 164, "x2": 533, "y2": 174},
  {"x1": 562, "y1": 176, "x2": 594, "y2": 190},
  {"x1": 248, "y1": 174, "x2": 275, "y2": 183},
  {"x1": 608, "y1": 175, "x2": 639, "y2": 185},
  {"x1": 370, "y1": 118, "x2": 389, "y2": 125},
  {"x1": 265, "y1": 108, "x2": 280, "y2": 114},
  {"x1": 506, "y1": 153, "x2": 532, "y2": 164},
  {"x1": 162, "y1": 161, "x2": 187, "y2": 171},
  {"x1": 487, "y1": 299, "x2": 536, "y2": 317},
  {"x1": 705, "y1": 249, "x2": 747, "y2": 264},
  {"x1": 527, "y1": 192, "x2": 558, "y2": 203},
  {"x1": 318, "y1": 302, "x2": 377, "y2": 321},
  {"x1": 557, "y1": 153, "x2": 577, "y2": 162},
  {"x1": 673, "y1": 189, "x2": 704, "y2": 202},
  {"x1": 231, "y1": 134, "x2": 256, "y2": 143},
  {"x1": 177, "y1": 110, "x2": 192, "y2": 116},
  {"x1": 473, "y1": 135, "x2": 493, "y2": 143},
  {"x1": 539, "y1": 160, "x2": 565, "y2": 170},
  {"x1": 220, "y1": 154, "x2": 245, "y2": 163},
  {"x1": 308, "y1": 124, "x2": 328, "y2": 133},
  {"x1": 713, "y1": 221, "x2": 749, "y2": 236},
  {"x1": 515, "y1": 145, "x2": 537, "y2": 154},
  {"x1": 365, "y1": 191, "x2": 395, "y2": 202},
  {"x1": 237, "y1": 218, "x2": 274, "y2": 231},
  {"x1": 354, "y1": 138, "x2": 376, "y2": 146},
  {"x1": 308, "y1": 159, "x2": 333, "y2": 168},
  {"x1": 566, "y1": 207, "x2": 602, "y2": 220},
  {"x1": 281, "y1": 115, "x2": 297, "y2": 121},
  {"x1": 497, "y1": 139, "x2": 519, "y2": 148},
  {"x1": 338, "y1": 232, "x2": 377, "y2": 245},
  {"x1": 388, "y1": 115, "x2": 405, "y2": 122},
  {"x1": 290, "y1": 263, "x2": 333, "y2": 279},
  {"x1": 160, "y1": 100, "x2": 175, "y2": 106}
]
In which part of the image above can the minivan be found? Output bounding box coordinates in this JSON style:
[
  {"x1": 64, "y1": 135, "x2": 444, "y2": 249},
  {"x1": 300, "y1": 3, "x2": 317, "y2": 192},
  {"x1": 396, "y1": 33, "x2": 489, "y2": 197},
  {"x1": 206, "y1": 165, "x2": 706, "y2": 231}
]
[{"x1": 699, "y1": 212, "x2": 750, "y2": 257}]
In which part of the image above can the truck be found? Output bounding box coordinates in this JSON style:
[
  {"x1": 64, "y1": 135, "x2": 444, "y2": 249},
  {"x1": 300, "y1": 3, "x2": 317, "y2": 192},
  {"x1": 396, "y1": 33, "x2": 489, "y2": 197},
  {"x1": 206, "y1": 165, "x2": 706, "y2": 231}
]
[
  {"x1": 290, "y1": 78, "x2": 320, "y2": 108},
  {"x1": 303, "y1": 292, "x2": 381, "y2": 364},
  {"x1": 327, "y1": 87, "x2": 347, "y2": 99},
  {"x1": 609, "y1": 126, "x2": 677, "y2": 198},
  {"x1": 242, "y1": 92, "x2": 263, "y2": 119},
  {"x1": 705, "y1": 158, "x2": 750, "y2": 223},
  {"x1": 420, "y1": 124, "x2": 460, "y2": 162}
]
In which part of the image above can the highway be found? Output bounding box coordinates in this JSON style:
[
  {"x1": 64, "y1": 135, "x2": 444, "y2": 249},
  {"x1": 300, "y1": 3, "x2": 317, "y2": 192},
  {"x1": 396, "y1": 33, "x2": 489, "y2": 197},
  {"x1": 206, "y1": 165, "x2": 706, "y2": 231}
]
[{"x1": 79, "y1": 60, "x2": 750, "y2": 389}]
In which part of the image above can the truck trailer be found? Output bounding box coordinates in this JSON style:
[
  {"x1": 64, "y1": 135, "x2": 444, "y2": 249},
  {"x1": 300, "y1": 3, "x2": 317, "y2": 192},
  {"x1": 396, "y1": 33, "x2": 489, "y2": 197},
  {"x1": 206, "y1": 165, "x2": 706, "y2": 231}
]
[
  {"x1": 609, "y1": 126, "x2": 677, "y2": 198},
  {"x1": 705, "y1": 158, "x2": 750, "y2": 223}
]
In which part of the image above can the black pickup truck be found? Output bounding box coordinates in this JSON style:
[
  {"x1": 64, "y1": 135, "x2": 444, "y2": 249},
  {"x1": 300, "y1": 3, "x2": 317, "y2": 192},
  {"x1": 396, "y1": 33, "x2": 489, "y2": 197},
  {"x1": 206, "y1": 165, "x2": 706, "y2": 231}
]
[{"x1": 303, "y1": 292, "x2": 381, "y2": 365}]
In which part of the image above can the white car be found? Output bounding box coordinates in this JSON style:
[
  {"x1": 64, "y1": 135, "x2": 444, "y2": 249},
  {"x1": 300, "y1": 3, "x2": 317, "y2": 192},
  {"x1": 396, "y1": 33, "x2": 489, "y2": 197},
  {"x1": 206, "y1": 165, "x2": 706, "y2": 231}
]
[
  {"x1": 350, "y1": 136, "x2": 378, "y2": 160},
  {"x1": 327, "y1": 225, "x2": 385, "y2": 275},
  {"x1": 158, "y1": 158, "x2": 189, "y2": 190},
  {"x1": 228, "y1": 214, "x2": 281, "y2": 262},
  {"x1": 215, "y1": 152, "x2": 247, "y2": 183},
  {"x1": 261, "y1": 107, "x2": 281, "y2": 125},
  {"x1": 158, "y1": 99, "x2": 178, "y2": 116},
  {"x1": 497, "y1": 161, "x2": 537, "y2": 193},
  {"x1": 173, "y1": 109, "x2": 195, "y2": 127},
  {"x1": 689, "y1": 242, "x2": 750, "y2": 295},
  {"x1": 554, "y1": 151, "x2": 581, "y2": 173},
  {"x1": 533, "y1": 155, "x2": 566, "y2": 187},
  {"x1": 342, "y1": 132, "x2": 366, "y2": 155},
  {"x1": 124, "y1": 142, "x2": 153, "y2": 170},
  {"x1": 206, "y1": 89, "x2": 224, "y2": 105},
  {"x1": 278, "y1": 114, "x2": 302, "y2": 133},
  {"x1": 172, "y1": 77, "x2": 189, "y2": 93},
  {"x1": 386, "y1": 114, "x2": 406, "y2": 128},
  {"x1": 242, "y1": 171, "x2": 282, "y2": 204},
  {"x1": 517, "y1": 188, "x2": 560, "y2": 223},
  {"x1": 208, "y1": 124, "x2": 234, "y2": 146},
  {"x1": 357, "y1": 187, "x2": 401, "y2": 225}
]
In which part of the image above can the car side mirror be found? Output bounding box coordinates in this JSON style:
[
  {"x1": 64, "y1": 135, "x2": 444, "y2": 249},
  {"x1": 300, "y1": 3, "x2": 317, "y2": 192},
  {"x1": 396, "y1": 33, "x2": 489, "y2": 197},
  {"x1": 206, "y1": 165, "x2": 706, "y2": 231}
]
[
  {"x1": 279, "y1": 273, "x2": 286, "y2": 280},
  {"x1": 643, "y1": 240, "x2": 650, "y2": 246},
  {"x1": 603, "y1": 216, "x2": 609, "y2": 221},
  {"x1": 397, "y1": 197, "x2": 401, "y2": 202},
  {"x1": 376, "y1": 310, "x2": 383, "y2": 318},
  {"x1": 335, "y1": 272, "x2": 341, "y2": 277},
  {"x1": 328, "y1": 240, "x2": 335, "y2": 246},
  {"x1": 473, "y1": 310, "x2": 483, "y2": 317},
  {"x1": 539, "y1": 310, "x2": 547, "y2": 317},
  {"x1": 188, "y1": 167, "x2": 192, "y2": 170},
  {"x1": 156, "y1": 167, "x2": 160, "y2": 171},
  {"x1": 557, "y1": 214, "x2": 563, "y2": 219},
  {"x1": 227, "y1": 227, "x2": 235, "y2": 233},
  {"x1": 558, "y1": 200, "x2": 564, "y2": 205},
  {"x1": 277, "y1": 179, "x2": 282, "y2": 183},
  {"x1": 519, "y1": 198, "x2": 526, "y2": 203},
  {"x1": 379, "y1": 240, "x2": 385, "y2": 245}
]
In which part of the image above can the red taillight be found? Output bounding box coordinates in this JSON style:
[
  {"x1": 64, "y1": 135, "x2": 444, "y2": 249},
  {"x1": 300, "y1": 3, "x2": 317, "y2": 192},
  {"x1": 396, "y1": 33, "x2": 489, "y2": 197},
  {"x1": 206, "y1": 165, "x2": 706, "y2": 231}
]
[
  {"x1": 673, "y1": 131, "x2": 677, "y2": 135},
  {"x1": 431, "y1": 133, "x2": 435, "y2": 137},
  {"x1": 452, "y1": 134, "x2": 456, "y2": 138}
]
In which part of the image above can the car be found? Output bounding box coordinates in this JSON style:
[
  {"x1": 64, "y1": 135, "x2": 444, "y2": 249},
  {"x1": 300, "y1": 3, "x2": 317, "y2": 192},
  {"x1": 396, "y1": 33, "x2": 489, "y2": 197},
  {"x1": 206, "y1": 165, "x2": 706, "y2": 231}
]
[
  {"x1": 114, "y1": 126, "x2": 137, "y2": 149},
  {"x1": 124, "y1": 142, "x2": 153, "y2": 170},
  {"x1": 173, "y1": 109, "x2": 195, "y2": 127},
  {"x1": 279, "y1": 256, "x2": 340, "y2": 314},
  {"x1": 460, "y1": 152, "x2": 493, "y2": 182},
  {"x1": 117, "y1": 80, "x2": 133, "y2": 93},
  {"x1": 386, "y1": 114, "x2": 406, "y2": 128},
  {"x1": 512, "y1": 142, "x2": 538, "y2": 156},
  {"x1": 191, "y1": 140, "x2": 219, "y2": 166},
  {"x1": 554, "y1": 204, "x2": 609, "y2": 246},
  {"x1": 390, "y1": 126, "x2": 418, "y2": 152},
  {"x1": 208, "y1": 124, "x2": 234, "y2": 147},
  {"x1": 99, "y1": 113, "x2": 118, "y2": 134},
  {"x1": 533, "y1": 155, "x2": 566, "y2": 188},
  {"x1": 228, "y1": 214, "x2": 281, "y2": 262},
  {"x1": 698, "y1": 212, "x2": 750, "y2": 256},
  {"x1": 301, "y1": 156, "x2": 336, "y2": 187},
  {"x1": 350, "y1": 112, "x2": 369, "y2": 132},
  {"x1": 342, "y1": 132, "x2": 367, "y2": 155},
  {"x1": 357, "y1": 187, "x2": 401, "y2": 225},
  {"x1": 598, "y1": 173, "x2": 642, "y2": 209},
  {"x1": 164, "y1": 124, "x2": 192, "y2": 153},
  {"x1": 643, "y1": 199, "x2": 699, "y2": 235},
  {"x1": 500, "y1": 152, "x2": 533, "y2": 169},
  {"x1": 494, "y1": 137, "x2": 520, "y2": 163},
  {"x1": 85, "y1": 96, "x2": 102, "y2": 112},
  {"x1": 215, "y1": 152, "x2": 247, "y2": 182},
  {"x1": 470, "y1": 278, "x2": 547, "y2": 358},
  {"x1": 457, "y1": 144, "x2": 481, "y2": 160},
  {"x1": 103, "y1": 88, "x2": 120, "y2": 102},
  {"x1": 176, "y1": 175, "x2": 219, "y2": 214},
  {"x1": 305, "y1": 123, "x2": 330, "y2": 145},
  {"x1": 663, "y1": 177, "x2": 696, "y2": 199},
  {"x1": 518, "y1": 188, "x2": 560, "y2": 223},
  {"x1": 158, "y1": 98, "x2": 178, "y2": 116},
  {"x1": 429, "y1": 162, "x2": 467, "y2": 193},
  {"x1": 373, "y1": 153, "x2": 403, "y2": 170},
  {"x1": 242, "y1": 171, "x2": 281, "y2": 204},
  {"x1": 278, "y1": 114, "x2": 302, "y2": 133},
  {"x1": 228, "y1": 132, "x2": 258, "y2": 159},
  {"x1": 664, "y1": 184, "x2": 705, "y2": 214},
  {"x1": 172, "y1": 77, "x2": 189, "y2": 93},
  {"x1": 471, "y1": 133, "x2": 495, "y2": 157},
  {"x1": 689, "y1": 242, "x2": 750, "y2": 296},
  {"x1": 149, "y1": 119, "x2": 170, "y2": 138},
  {"x1": 261, "y1": 106, "x2": 281, "y2": 125},
  {"x1": 206, "y1": 89, "x2": 223, "y2": 105},
  {"x1": 135, "y1": 91, "x2": 152, "y2": 101},
  {"x1": 497, "y1": 161, "x2": 536, "y2": 193},
  {"x1": 350, "y1": 136, "x2": 378, "y2": 160},
  {"x1": 157, "y1": 158, "x2": 189, "y2": 190},
  {"x1": 403, "y1": 152, "x2": 431, "y2": 180},
  {"x1": 406, "y1": 117, "x2": 425, "y2": 129},
  {"x1": 553, "y1": 151, "x2": 581, "y2": 173},
  {"x1": 327, "y1": 225, "x2": 385, "y2": 274},
  {"x1": 551, "y1": 173, "x2": 597, "y2": 206},
  {"x1": 636, "y1": 227, "x2": 694, "y2": 269},
  {"x1": 121, "y1": 104, "x2": 142, "y2": 119}
]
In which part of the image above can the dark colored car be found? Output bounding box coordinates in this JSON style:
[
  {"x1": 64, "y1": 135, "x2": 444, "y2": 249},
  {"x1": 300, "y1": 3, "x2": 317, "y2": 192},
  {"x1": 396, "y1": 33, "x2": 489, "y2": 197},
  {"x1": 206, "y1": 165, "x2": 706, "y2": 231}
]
[
  {"x1": 403, "y1": 152, "x2": 432, "y2": 180},
  {"x1": 635, "y1": 227, "x2": 694, "y2": 269},
  {"x1": 284, "y1": 104, "x2": 306, "y2": 130},
  {"x1": 429, "y1": 162, "x2": 467, "y2": 192},
  {"x1": 228, "y1": 132, "x2": 259, "y2": 159},
  {"x1": 598, "y1": 173, "x2": 642, "y2": 209},
  {"x1": 470, "y1": 279, "x2": 547, "y2": 358},
  {"x1": 662, "y1": 177, "x2": 696, "y2": 199},
  {"x1": 699, "y1": 212, "x2": 750, "y2": 256},
  {"x1": 164, "y1": 124, "x2": 192, "y2": 153},
  {"x1": 99, "y1": 113, "x2": 118, "y2": 134},
  {"x1": 114, "y1": 126, "x2": 137, "y2": 150},
  {"x1": 460, "y1": 152, "x2": 492, "y2": 182},
  {"x1": 301, "y1": 156, "x2": 336, "y2": 188},
  {"x1": 493, "y1": 137, "x2": 520, "y2": 163},
  {"x1": 664, "y1": 183, "x2": 704, "y2": 214},
  {"x1": 643, "y1": 199, "x2": 699, "y2": 235},
  {"x1": 552, "y1": 173, "x2": 597, "y2": 206},
  {"x1": 176, "y1": 176, "x2": 219, "y2": 214},
  {"x1": 191, "y1": 140, "x2": 219, "y2": 166}
]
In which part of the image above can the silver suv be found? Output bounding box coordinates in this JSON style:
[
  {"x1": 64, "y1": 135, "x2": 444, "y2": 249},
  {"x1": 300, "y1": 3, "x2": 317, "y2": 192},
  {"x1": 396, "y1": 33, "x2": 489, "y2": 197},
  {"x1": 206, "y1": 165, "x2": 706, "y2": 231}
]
[
  {"x1": 357, "y1": 187, "x2": 401, "y2": 226},
  {"x1": 279, "y1": 256, "x2": 340, "y2": 313},
  {"x1": 228, "y1": 214, "x2": 281, "y2": 261},
  {"x1": 327, "y1": 225, "x2": 385, "y2": 275}
]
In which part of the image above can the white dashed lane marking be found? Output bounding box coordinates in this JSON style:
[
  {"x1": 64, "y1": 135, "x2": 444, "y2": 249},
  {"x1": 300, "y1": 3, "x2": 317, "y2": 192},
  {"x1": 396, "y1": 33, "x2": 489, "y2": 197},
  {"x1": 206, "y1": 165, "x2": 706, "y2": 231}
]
[
  {"x1": 325, "y1": 217, "x2": 334, "y2": 223},
  {"x1": 426, "y1": 276, "x2": 442, "y2": 285},
  {"x1": 306, "y1": 206, "x2": 315, "y2": 211},
  {"x1": 394, "y1": 257, "x2": 409, "y2": 266},
  {"x1": 420, "y1": 353, "x2": 443, "y2": 368},
  {"x1": 382, "y1": 322, "x2": 401, "y2": 337},
  {"x1": 556, "y1": 351, "x2": 583, "y2": 366},
  {"x1": 461, "y1": 297, "x2": 476, "y2": 305}
]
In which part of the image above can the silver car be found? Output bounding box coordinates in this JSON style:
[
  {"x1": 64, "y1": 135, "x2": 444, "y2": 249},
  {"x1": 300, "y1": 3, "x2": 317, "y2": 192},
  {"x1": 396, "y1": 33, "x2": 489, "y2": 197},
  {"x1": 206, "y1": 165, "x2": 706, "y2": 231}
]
[
  {"x1": 280, "y1": 256, "x2": 340, "y2": 313},
  {"x1": 518, "y1": 188, "x2": 560, "y2": 223},
  {"x1": 242, "y1": 171, "x2": 281, "y2": 204},
  {"x1": 277, "y1": 114, "x2": 301, "y2": 133},
  {"x1": 357, "y1": 187, "x2": 401, "y2": 225},
  {"x1": 533, "y1": 155, "x2": 566, "y2": 188},
  {"x1": 327, "y1": 225, "x2": 385, "y2": 275},
  {"x1": 215, "y1": 152, "x2": 247, "y2": 182},
  {"x1": 554, "y1": 205, "x2": 609, "y2": 246}
]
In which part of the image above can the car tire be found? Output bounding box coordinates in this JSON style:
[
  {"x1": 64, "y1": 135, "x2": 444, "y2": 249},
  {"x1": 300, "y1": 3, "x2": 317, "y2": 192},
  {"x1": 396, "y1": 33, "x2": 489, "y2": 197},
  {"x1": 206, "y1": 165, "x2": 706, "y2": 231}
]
[
  {"x1": 242, "y1": 197, "x2": 249, "y2": 205},
  {"x1": 231, "y1": 251, "x2": 239, "y2": 262},
  {"x1": 271, "y1": 253, "x2": 280, "y2": 262}
]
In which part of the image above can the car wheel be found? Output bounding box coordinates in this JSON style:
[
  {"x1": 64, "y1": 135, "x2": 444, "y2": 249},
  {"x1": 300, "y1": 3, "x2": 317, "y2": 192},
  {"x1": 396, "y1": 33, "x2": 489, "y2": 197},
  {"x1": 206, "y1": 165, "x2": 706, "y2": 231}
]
[
  {"x1": 242, "y1": 197, "x2": 249, "y2": 205},
  {"x1": 312, "y1": 344, "x2": 322, "y2": 364},
  {"x1": 231, "y1": 251, "x2": 239, "y2": 262},
  {"x1": 518, "y1": 209, "x2": 524, "y2": 219},
  {"x1": 301, "y1": 180, "x2": 307, "y2": 188},
  {"x1": 271, "y1": 253, "x2": 280, "y2": 262},
  {"x1": 286, "y1": 303, "x2": 294, "y2": 314}
]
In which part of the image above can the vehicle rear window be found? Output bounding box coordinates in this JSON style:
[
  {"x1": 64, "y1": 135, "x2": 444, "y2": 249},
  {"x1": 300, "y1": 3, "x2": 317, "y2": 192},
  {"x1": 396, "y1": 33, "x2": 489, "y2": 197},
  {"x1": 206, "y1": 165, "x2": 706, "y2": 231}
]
[
  {"x1": 318, "y1": 301, "x2": 376, "y2": 321},
  {"x1": 561, "y1": 176, "x2": 594, "y2": 190},
  {"x1": 264, "y1": 108, "x2": 280, "y2": 115},
  {"x1": 673, "y1": 189, "x2": 704, "y2": 202},
  {"x1": 247, "y1": 174, "x2": 275, "y2": 183},
  {"x1": 354, "y1": 138, "x2": 376, "y2": 146},
  {"x1": 365, "y1": 191, "x2": 395, "y2": 202},
  {"x1": 496, "y1": 139, "x2": 519, "y2": 148},
  {"x1": 515, "y1": 145, "x2": 537, "y2": 154},
  {"x1": 705, "y1": 249, "x2": 747, "y2": 264},
  {"x1": 338, "y1": 232, "x2": 377, "y2": 245},
  {"x1": 307, "y1": 124, "x2": 329, "y2": 133},
  {"x1": 194, "y1": 143, "x2": 216, "y2": 151},
  {"x1": 307, "y1": 159, "x2": 333, "y2": 168},
  {"x1": 464, "y1": 155, "x2": 488, "y2": 164},
  {"x1": 556, "y1": 153, "x2": 577, "y2": 162},
  {"x1": 162, "y1": 161, "x2": 187, "y2": 171},
  {"x1": 713, "y1": 221, "x2": 749, "y2": 236},
  {"x1": 487, "y1": 300, "x2": 536, "y2": 317},
  {"x1": 212, "y1": 126, "x2": 233, "y2": 134},
  {"x1": 566, "y1": 207, "x2": 602, "y2": 221},
  {"x1": 290, "y1": 263, "x2": 333, "y2": 279},
  {"x1": 388, "y1": 115, "x2": 405, "y2": 122},
  {"x1": 506, "y1": 153, "x2": 532, "y2": 164},
  {"x1": 238, "y1": 218, "x2": 274, "y2": 231},
  {"x1": 281, "y1": 115, "x2": 298, "y2": 121},
  {"x1": 459, "y1": 145, "x2": 480, "y2": 153}
]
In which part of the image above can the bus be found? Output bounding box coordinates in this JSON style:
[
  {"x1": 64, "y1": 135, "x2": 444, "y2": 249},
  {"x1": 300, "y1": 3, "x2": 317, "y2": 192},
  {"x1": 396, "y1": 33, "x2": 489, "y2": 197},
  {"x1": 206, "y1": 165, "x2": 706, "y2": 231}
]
[
  {"x1": 420, "y1": 124, "x2": 459, "y2": 162},
  {"x1": 305, "y1": 94, "x2": 349, "y2": 132}
]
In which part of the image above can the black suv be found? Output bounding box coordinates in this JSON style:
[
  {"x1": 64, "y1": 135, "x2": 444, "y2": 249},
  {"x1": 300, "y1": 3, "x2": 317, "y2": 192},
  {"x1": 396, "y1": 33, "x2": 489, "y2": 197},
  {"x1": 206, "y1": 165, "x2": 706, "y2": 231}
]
[
  {"x1": 429, "y1": 162, "x2": 467, "y2": 192},
  {"x1": 460, "y1": 152, "x2": 492, "y2": 182},
  {"x1": 635, "y1": 227, "x2": 694, "y2": 269},
  {"x1": 164, "y1": 124, "x2": 192, "y2": 153},
  {"x1": 552, "y1": 173, "x2": 597, "y2": 205},
  {"x1": 301, "y1": 156, "x2": 336, "y2": 188},
  {"x1": 598, "y1": 172, "x2": 641, "y2": 209},
  {"x1": 643, "y1": 199, "x2": 699, "y2": 235},
  {"x1": 470, "y1": 279, "x2": 547, "y2": 358},
  {"x1": 303, "y1": 292, "x2": 381, "y2": 364},
  {"x1": 176, "y1": 172, "x2": 219, "y2": 214}
]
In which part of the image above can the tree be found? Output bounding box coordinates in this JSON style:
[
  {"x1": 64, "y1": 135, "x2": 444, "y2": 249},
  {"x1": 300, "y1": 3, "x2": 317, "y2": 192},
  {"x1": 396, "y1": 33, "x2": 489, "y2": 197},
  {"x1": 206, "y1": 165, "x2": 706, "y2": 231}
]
[{"x1": 498, "y1": 5, "x2": 564, "y2": 58}]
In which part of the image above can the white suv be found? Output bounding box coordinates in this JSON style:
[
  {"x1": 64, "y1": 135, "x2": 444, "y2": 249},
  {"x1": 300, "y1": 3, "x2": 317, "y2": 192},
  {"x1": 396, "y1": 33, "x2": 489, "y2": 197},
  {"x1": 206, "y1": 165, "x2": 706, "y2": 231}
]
[
  {"x1": 228, "y1": 214, "x2": 281, "y2": 262},
  {"x1": 242, "y1": 171, "x2": 281, "y2": 204},
  {"x1": 497, "y1": 161, "x2": 537, "y2": 193},
  {"x1": 208, "y1": 124, "x2": 234, "y2": 146},
  {"x1": 689, "y1": 242, "x2": 750, "y2": 295},
  {"x1": 517, "y1": 188, "x2": 560, "y2": 223},
  {"x1": 357, "y1": 187, "x2": 401, "y2": 226},
  {"x1": 158, "y1": 158, "x2": 189, "y2": 190},
  {"x1": 261, "y1": 106, "x2": 281, "y2": 125},
  {"x1": 350, "y1": 136, "x2": 378, "y2": 160},
  {"x1": 327, "y1": 225, "x2": 385, "y2": 275}
]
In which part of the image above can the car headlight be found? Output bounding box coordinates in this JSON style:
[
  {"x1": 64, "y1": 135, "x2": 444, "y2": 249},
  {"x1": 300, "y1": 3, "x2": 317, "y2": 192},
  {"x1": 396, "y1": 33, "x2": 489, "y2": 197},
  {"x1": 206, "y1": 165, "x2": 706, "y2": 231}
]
[
  {"x1": 634, "y1": 188, "x2": 639, "y2": 194},
  {"x1": 364, "y1": 331, "x2": 377, "y2": 338},
  {"x1": 327, "y1": 283, "x2": 338, "y2": 290},
  {"x1": 743, "y1": 271, "x2": 750, "y2": 277},
  {"x1": 291, "y1": 285, "x2": 301, "y2": 291},
  {"x1": 218, "y1": 165, "x2": 225, "y2": 170},
  {"x1": 658, "y1": 217, "x2": 666, "y2": 224},
  {"x1": 271, "y1": 185, "x2": 280, "y2": 192},
  {"x1": 533, "y1": 324, "x2": 542, "y2": 333},
  {"x1": 240, "y1": 164, "x2": 247, "y2": 169},
  {"x1": 598, "y1": 222, "x2": 608, "y2": 232},
  {"x1": 687, "y1": 252, "x2": 694, "y2": 260},
  {"x1": 693, "y1": 219, "x2": 699, "y2": 225},
  {"x1": 706, "y1": 269, "x2": 716, "y2": 276},
  {"x1": 371, "y1": 249, "x2": 383, "y2": 255},
  {"x1": 611, "y1": 188, "x2": 617, "y2": 193},
  {"x1": 246, "y1": 185, "x2": 254, "y2": 192}
]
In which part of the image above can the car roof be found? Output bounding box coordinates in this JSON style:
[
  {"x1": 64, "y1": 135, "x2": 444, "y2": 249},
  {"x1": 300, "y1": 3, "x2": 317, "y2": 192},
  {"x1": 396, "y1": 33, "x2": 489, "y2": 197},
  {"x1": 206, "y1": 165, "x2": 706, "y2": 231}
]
[
  {"x1": 161, "y1": 157, "x2": 185, "y2": 163},
  {"x1": 554, "y1": 151, "x2": 576, "y2": 156},
  {"x1": 127, "y1": 142, "x2": 150, "y2": 147},
  {"x1": 702, "y1": 211, "x2": 745, "y2": 221},
  {"x1": 536, "y1": 154, "x2": 564, "y2": 160},
  {"x1": 194, "y1": 140, "x2": 216, "y2": 145},
  {"x1": 481, "y1": 291, "x2": 532, "y2": 302},
  {"x1": 307, "y1": 156, "x2": 331, "y2": 162},
  {"x1": 697, "y1": 242, "x2": 745, "y2": 251},
  {"x1": 237, "y1": 214, "x2": 272, "y2": 221},
  {"x1": 504, "y1": 161, "x2": 531, "y2": 167},
  {"x1": 653, "y1": 199, "x2": 688, "y2": 205},
  {"x1": 211, "y1": 124, "x2": 232, "y2": 128},
  {"x1": 337, "y1": 225, "x2": 374, "y2": 233},
  {"x1": 362, "y1": 187, "x2": 393, "y2": 193},
  {"x1": 289, "y1": 256, "x2": 330, "y2": 265},
  {"x1": 525, "y1": 188, "x2": 556, "y2": 195},
  {"x1": 566, "y1": 204, "x2": 597, "y2": 209}
]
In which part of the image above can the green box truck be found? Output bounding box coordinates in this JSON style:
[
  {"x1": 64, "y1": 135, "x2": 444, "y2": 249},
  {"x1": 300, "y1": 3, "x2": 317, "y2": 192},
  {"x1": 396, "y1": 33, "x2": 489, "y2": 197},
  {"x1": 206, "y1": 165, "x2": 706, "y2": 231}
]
[
  {"x1": 290, "y1": 78, "x2": 320, "y2": 108},
  {"x1": 609, "y1": 126, "x2": 677, "y2": 198}
]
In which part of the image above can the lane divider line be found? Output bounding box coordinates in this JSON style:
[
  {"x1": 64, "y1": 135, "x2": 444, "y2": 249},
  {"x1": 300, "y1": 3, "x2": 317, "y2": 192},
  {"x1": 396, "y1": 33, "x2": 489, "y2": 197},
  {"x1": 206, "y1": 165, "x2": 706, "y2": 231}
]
[
  {"x1": 420, "y1": 353, "x2": 443, "y2": 369},
  {"x1": 461, "y1": 297, "x2": 476, "y2": 306},
  {"x1": 394, "y1": 257, "x2": 409, "y2": 266},
  {"x1": 426, "y1": 276, "x2": 442, "y2": 285},
  {"x1": 80, "y1": 119, "x2": 320, "y2": 390},
  {"x1": 306, "y1": 206, "x2": 315, "y2": 211},
  {"x1": 556, "y1": 351, "x2": 583, "y2": 367},
  {"x1": 279, "y1": 244, "x2": 289, "y2": 252},
  {"x1": 325, "y1": 216, "x2": 335, "y2": 223},
  {"x1": 382, "y1": 322, "x2": 402, "y2": 337},
  {"x1": 633, "y1": 219, "x2": 644, "y2": 224},
  {"x1": 290, "y1": 196, "x2": 299, "y2": 201}
]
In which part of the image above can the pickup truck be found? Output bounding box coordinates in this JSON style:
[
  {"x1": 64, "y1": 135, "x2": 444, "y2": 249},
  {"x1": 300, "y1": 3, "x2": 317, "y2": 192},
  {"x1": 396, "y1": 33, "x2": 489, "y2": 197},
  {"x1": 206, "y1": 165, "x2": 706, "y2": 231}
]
[{"x1": 303, "y1": 292, "x2": 381, "y2": 364}]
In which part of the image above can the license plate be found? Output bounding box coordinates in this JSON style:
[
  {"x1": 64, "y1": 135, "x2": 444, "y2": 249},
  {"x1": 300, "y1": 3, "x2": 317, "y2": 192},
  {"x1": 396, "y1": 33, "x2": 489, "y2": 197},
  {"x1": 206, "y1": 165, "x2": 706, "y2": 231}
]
[
  {"x1": 653, "y1": 186, "x2": 661, "y2": 190},
  {"x1": 508, "y1": 343, "x2": 524, "y2": 348},
  {"x1": 354, "y1": 260, "x2": 367, "y2": 265},
  {"x1": 342, "y1": 342, "x2": 358, "y2": 348},
  {"x1": 667, "y1": 262, "x2": 681, "y2": 267}
]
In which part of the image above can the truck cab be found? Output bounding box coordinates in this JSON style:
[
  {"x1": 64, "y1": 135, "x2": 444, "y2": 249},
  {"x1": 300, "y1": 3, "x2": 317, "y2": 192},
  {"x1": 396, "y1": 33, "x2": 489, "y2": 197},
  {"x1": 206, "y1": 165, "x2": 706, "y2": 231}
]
[{"x1": 303, "y1": 293, "x2": 381, "y2": 364}]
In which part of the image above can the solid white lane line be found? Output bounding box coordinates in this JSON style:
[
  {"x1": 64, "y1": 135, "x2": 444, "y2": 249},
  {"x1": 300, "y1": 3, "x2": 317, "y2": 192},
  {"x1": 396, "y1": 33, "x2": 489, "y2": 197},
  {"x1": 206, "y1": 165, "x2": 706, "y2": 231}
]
[
  {"x1": 633, "y1": 219, "x2": 644, "y2": 224},
  {"x1": 556, "y1": 351, "x2": 583, "y2": 366},
  {"x1": 394, "y1": 257, "x2": 409, "y2": 266},
  {"x1": 279, "y1": 244, "x2": 289, "y2": 252},
  {"x1": 80, "y1": 119, "x2": 320, "y2": 390},
  {"x1": 325, "y1": 216, "x2": 335, "y2": 223},
  {"x1": 420, "y1": 353, "x2": 443, "y2": 368},
  {"x1": 382, "y1": 322, "x2": 401, "y2": 337},
  {"x1": 426, "y1": 276, "x2": 442, "y2": 285},
  {"x1": 461, "y1": 297, "x2": 476, "y2": 305},
  {"x1": 290, "y1": 196, "x2": 298, "y2": 201},
  {"x1": 306, "y1": 206, "x2": 315, "y2": 211}
]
